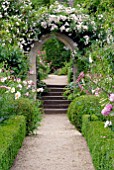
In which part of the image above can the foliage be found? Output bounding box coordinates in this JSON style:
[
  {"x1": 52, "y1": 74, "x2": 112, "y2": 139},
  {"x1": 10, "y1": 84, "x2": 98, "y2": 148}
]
[
  {"x1": 37, "y1": 51, "x2": 50, "y2": 80},
  {"x1": 0, "y1": 116, "x2": 26, "y2": 170},
  {"x1": 84, "y1": 43, "x2": 114, "y2": 95},
  {"x1": 74, "y1": 0, "x2": 114, "y2": 32},
  {"x1": 67, "y1": 95, "x2": 102, "y2": 131},
  {"x1": 0, "y1": 45, "x2": 29, "y2": 78},
  {"x1": 0, "y1": 93, "x2": 15, "y2": 122},
  {"x1": 68, "y1": 67, "x2": 73, "y2": 83},
  {"x1": 63, "y1": 81, "x2": 85, "y2": 100},
  {"x1": 13, "y1": 98, "x2": 42, "y2": 135},
  {"x1": 43, "y1": 37, "x2": 71, "y2": 72},
  {"x1": 82, "y1": 115, "x2": 114, "y2": 170},
  {"x1": 54, "y1": 62, "x2": 71, "y2": 75},
  {"x1": 31, "y1": 0, "x2": 56, "y2": 9}
]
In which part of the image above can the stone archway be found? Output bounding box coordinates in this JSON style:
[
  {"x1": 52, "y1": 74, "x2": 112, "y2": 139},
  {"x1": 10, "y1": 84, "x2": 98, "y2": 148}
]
[{"x1": 28, "y1": 32, "x2": 77, "y2": 89}]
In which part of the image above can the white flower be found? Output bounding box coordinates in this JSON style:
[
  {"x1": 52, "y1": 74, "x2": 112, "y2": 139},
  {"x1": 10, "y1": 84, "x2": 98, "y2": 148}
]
[
  {"x1": 60, "y1": 25, "x2": 65, "y2": 32},
  {"x1": 64, "y1": 22, "x2": 69, "y2": 26},
  {"x1": 76, "y1": 24, "x2": 82, "y2": 31},
  {"x1": 32, "y1": 89, "x2": 36, "y2": 93},
  {"x1": 66, "y1": 28, "x2": 70, "y2": 32},
  {"x1": 0, "y1": 77, "x2": 7, "y2": 82},
  {"x1": 16, "y1": 78, "x2": 21, "y2": 83},
  {"x1": 37, "y1": 88, "x2": 44, "y2": 92},
  {"x1": 25, "y1": 92, "x2": 29, "y2": 97},
  {"x1": 23, "y1": 80, "x2": 27, "y2": 86},
  {"x1": 89, "y1": 55, "x2": 93, "y2": 63},
  {"x1": 41, "y1": 21, "x2": 47, "y2": 29},
  {"x1": 28, "y1": 80, "x2": 33, "y2": 85},
  {"x1": 27, "y1": 85, "x2": 31, "y2": 89},
  {"x1": 83, "y1": 35, "x2": 90, "y2": 45},
  {"x1": 15, "y1": 91, "x2": 21, "y2": 100},
  {"x1": 17, "y1": 84, "x2": 22, "y2": 89},
  {"x1": 92, "y1": 89, "x2": 95, "y2": 94},
  {"x1": 104, "y1": 120, "x2": 112, "y2": 128},
  {"x1": 59, "y1": 15, "x2": 67, "y2": 21},
  {"x1": 82, "y1": 25, "x2": 88, "y2": 31},
  {"x1": 0, "y1": 69, "x2": 2, "y2": 73},
  {"x1": 11, "y1": 87, "x2": 15, "y2": 93},
  {"x1": 50, "y1": 24, "x2": 58, "y2": 31}
]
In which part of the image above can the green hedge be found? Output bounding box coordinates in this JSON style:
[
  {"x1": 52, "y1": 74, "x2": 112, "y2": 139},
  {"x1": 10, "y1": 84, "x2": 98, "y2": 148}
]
[
  {"x1": 14, "y1": 98, "x2": 42, "y2": 135},
  {"x1": 67, "y1": 95, "x2": 102, "y2": 131},
  {"x1": 0, "y1": 116, "x2": 26, "y2": 170},
  {"x1": 82, "y1": 115, "x2": 114, "y2": 170}
]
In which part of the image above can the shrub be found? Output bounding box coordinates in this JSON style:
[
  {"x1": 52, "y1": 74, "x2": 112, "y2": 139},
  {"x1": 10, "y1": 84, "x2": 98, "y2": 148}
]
[
  {"x1": 82, "y1": 115, "x2": 114, "y2": 170},
  {"x1": 0, "y1": 116, "x2": 26, "y2": 170},
  {"x1": 0, "y1": 93, "x2": 15, "y2": 121},
  {"x1": 14, "y1": 98, "x2": 42, "y2": 135},
  {"x1": 68, "y1": 67, "x2": 73, "y2": 83},
  {"x1": 67, "y1": 95, "x2": 102, "y2": 131},
  {"x1": 0, "y1": 45, "x2": 29, "y2": 79}
]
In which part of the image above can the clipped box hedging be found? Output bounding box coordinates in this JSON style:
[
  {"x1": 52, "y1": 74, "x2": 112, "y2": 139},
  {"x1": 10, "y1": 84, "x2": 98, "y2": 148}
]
[
  {"x1": 67, "y1": 95, "x2": 102, "y2": 131},
  {"x1": 0, "y1": 116, "x2": 26, "y2": 170},
  {"x1": 82, "y1": 115, "x2": 114, "y2": 170}
]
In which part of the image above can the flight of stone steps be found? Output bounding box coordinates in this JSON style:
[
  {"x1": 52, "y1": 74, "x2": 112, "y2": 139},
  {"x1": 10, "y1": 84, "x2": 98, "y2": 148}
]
[{"x1": 42, "y1": 84, "x2": 70, "y2": 114}]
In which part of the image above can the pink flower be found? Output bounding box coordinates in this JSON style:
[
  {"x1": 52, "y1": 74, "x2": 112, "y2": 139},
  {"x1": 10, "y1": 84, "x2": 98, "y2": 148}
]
[
  {"x1": 25, "y1": 92, "x2": 29, "y2": 97},
  {"x1": 109, "y1": 93, "x2": 114, "y2": 102},
  {"x1": 76, "y1": 72, "x2": 85, "y2": 83},
  {"x1": 29, "y1": 70, "x2": 34, "y2": 75},
  {"x1": 101, "y1": 104, "x2": 113, "y2": 116},
  {"x1": 78, "y1": 83, "x2": 83, "y2": 90},
  {"x1": 38, "y1": 50, "x2": 41, "y2": 55}
]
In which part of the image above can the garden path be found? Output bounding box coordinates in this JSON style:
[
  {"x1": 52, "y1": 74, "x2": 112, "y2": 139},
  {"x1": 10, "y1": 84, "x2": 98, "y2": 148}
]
[
  {"x1": 42, "y1": 74, "x2": 68, "y2": 85},
  {"x1": 11, "y1": 75, "x2": 94, "y2": 170}
]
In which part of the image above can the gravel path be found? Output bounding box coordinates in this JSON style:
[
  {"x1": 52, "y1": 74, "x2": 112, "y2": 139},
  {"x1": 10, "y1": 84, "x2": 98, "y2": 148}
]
[
  {"x1": 11, "y1": 75, "x2": 94, "y2": 170},
  {"x1": 11, "y1": 114, "x2": 94, "y2": 170}
]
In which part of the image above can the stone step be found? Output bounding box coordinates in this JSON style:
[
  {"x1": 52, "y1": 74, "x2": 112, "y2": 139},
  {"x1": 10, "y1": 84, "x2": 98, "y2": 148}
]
[
  {"x1": 43, "y1": 92, "x2": 63, "y2": 96},
  {"x1": 44, "y1": 108, "x2": 67, "y2": 114},
  {"x1": 42, "y1": 96, "x2": 66, "y2": 100},
  {"x1": 48, "y1": 88, "x2": 65, "y2": 92},
  {"x1": 43, "y1": 104, "x2": 69, "y2": 109},
  {"x1": 47, "y1": 84, "x2": 66, "y2": 88},
  {"x1": 43, "y1": 100, "x2": 70, "y2": 105}
]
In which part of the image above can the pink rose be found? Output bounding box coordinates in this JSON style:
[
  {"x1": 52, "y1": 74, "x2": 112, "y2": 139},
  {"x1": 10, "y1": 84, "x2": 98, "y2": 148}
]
[
  {"x1": 109, "y1": 93, "x2": 114, "y2": 102},
  {"x1": 101, "y1": 104, "x2": 113, "y2": 116}
]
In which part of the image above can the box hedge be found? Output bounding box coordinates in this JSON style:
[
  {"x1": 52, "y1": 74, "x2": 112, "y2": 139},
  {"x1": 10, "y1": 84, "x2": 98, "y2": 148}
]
[
  {"x1": 67, "y1": 95, "x2": 102, "y2": 131},
  {"x1": 82, "y1": 115, "x2": 114, "y2": 170},
  {"x1": 0, "y1": 116, "x2": 26, "y2": 170}
]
